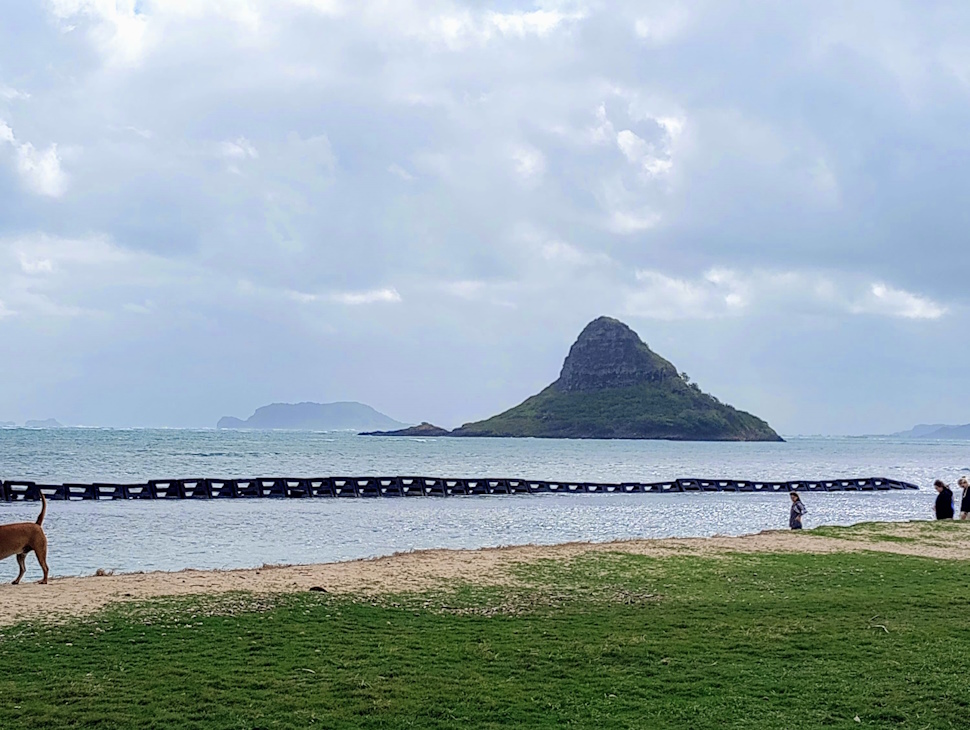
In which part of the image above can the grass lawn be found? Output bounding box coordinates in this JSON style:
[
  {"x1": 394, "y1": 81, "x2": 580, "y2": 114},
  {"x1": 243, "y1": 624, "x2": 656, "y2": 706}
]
[{"x1": 1, "y1": 548, "x2": 969, "y2": 729}]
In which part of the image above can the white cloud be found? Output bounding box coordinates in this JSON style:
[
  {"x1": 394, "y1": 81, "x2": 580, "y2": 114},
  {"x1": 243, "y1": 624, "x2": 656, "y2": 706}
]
[
  {"x1": 0, "y1": 84, "x2": 30, "y2": 101},
  {"x1": 626, "y1": 268, "x2": 747, "y2": 320},
  {"x1": 219, "y1": 136, "x2": 259, "y2": 160},
  {"x1": 851, "y1": 283, "x2": 947, "y2": 320},
  {"x1": 15, "y1": 142, "x2": 68, "y2": 197},
  {"x1": 387, "y1": 163, "x2": 415, "y2": 182},
  {"x1": 1, "y1": 120, "x2": 69, "y2": 197},
  {"x1": 634, "y1": 5, "x2": 690, "y2": 46},
  {"x1": 607, "y1": 209, "x2": 661, "y2": 234},
  {"x1": 510, "y1": 145, "x2": 545, "y2": 180},
  {"x1": 330, "y1": 287, "x2": 402, "y2": 305},
  {"x1": 625, "y1": 268, "x2": 948, "y2": 321},
  {"x1": 49, "y1": 0, "x2": 150, "y2": 66}
]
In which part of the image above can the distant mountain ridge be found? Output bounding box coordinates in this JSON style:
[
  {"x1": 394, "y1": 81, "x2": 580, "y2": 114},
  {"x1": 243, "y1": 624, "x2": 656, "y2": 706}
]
[
  {"x1": 892, "y1": 423, "x2": 970, "y2": 439},
  {"x1": 218, "y1": 402, "x2": 407, "y2": 431}
]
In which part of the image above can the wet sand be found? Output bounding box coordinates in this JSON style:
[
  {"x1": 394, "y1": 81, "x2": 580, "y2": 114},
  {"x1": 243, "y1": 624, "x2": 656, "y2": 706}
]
[{"x1": 0, "y1": 521, "x2": 967, "y2": 626}]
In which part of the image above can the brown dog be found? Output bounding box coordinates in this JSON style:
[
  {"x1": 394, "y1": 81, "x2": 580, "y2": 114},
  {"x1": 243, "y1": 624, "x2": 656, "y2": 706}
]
[{"x1": 0, "y1": 494, "x2": 49, "y2": 584}]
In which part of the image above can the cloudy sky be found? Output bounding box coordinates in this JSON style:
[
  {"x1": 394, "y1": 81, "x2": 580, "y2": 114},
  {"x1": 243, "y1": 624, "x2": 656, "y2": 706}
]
[{"x1": 1, "y1": 0, "x2": 968, "y2": 434}]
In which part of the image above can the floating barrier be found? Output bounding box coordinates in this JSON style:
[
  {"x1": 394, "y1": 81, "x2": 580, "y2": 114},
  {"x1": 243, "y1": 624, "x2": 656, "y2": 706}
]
[{"x1": 0, "y1": 476, "x2": 920, "y2": 501}]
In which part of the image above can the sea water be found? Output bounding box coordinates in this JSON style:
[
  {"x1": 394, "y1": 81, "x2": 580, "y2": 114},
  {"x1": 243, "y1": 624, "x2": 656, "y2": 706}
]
[{"x1": 0, "y1": 429, "x2": 966, "y2": 576}]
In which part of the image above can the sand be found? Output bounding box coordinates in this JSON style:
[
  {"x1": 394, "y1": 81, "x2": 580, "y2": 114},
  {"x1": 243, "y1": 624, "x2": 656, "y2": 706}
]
[{"x1": 0, "y1": 521, "x2": 968, "y2": 626}]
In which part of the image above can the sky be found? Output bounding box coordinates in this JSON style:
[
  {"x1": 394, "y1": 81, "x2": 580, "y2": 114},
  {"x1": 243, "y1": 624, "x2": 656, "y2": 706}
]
[{"x1": 1, "y1": 0, "x2": 969, "y2": 435}]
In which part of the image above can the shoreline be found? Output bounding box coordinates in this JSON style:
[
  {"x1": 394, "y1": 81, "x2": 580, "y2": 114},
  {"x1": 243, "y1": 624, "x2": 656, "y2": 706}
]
[{"x1": 0, "y1": 520, "x2": 968, "y2": 627}]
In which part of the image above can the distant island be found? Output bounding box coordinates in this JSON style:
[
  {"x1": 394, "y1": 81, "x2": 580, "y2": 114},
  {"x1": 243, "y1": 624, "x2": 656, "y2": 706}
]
[
  {"x1": 24, "y1": 419, "x2": 64, "y2": 429},
  {"x1": 364, "y1": 316, "x2": 781, "y2": 442},
  {"x1": 361, "y1": 422, "x2": 452, "y2": 437},
  {"x1": 891, "y1": 423, "x2": 970, "y2": 440},
  {"x1": 218, "y1": 402, "x2": 408, "y2": 431}
]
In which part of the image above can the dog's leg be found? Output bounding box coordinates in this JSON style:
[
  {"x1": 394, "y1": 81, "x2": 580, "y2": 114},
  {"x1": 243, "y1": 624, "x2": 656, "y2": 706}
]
[
  {"x1": 34, "y1": 539, "x2": 49, "y2": 584},
  {"x1": 12, "y1": 553, "x2": 26, "y2": 585}
]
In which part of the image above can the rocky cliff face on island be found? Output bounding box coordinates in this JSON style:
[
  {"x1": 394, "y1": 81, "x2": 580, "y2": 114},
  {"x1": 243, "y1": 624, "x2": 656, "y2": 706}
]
[
  {"x1": 218, "y1": 402, "x2": 408, "y2": 431},
  {"x1": 451, "y1": 316, "x2": 782, "y2": 441}
]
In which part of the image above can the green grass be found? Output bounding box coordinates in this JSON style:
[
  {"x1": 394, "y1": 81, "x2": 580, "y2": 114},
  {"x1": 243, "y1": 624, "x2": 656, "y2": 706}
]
[{"x1": 2, "y1": 550, "x2": 969, "y2": 728}]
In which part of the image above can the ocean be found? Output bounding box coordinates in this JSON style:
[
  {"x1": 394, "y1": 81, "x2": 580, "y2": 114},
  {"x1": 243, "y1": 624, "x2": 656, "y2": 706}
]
[{"x1": 0, "y1": 429, "x2": 966, "y2": 577}]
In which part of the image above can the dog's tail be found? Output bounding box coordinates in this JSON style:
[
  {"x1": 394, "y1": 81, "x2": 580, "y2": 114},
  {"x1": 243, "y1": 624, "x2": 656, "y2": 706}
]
[{"x1": 36, "y1": 493, "x2": 47, "y2": 526}]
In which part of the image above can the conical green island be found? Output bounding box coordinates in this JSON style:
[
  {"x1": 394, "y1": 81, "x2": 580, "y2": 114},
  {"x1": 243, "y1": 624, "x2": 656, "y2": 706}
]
[{"x1": 451, "y1": 316, "x2": 782, "y2": 441}]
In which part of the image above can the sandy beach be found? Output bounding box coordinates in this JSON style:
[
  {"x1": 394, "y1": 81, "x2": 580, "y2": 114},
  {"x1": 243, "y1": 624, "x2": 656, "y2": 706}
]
[{"x1": 0, "y1": 521, "x2": 967, "y2": 627}]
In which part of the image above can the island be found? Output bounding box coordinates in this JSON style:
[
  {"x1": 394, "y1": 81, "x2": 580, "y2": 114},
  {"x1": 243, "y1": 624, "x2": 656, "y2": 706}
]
[
  {"x1": 361, "y1": 422, "x2": 452, "y2": 437},
  {"x1": 891, "y1": 423, "x2": 970, "y2": 439},
  {"x1": 24, "y1": 419, "x2": 64, "y2": 429},
  {"x1": 364, "y1": 316, "x2": 782, "y2": 442},
  {"x1": 218, "y1": 402, "x2": 408, "y2": 431}
]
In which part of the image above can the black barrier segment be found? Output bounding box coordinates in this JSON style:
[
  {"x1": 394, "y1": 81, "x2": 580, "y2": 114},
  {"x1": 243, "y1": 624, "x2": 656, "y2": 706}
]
[
  {"x1": 209, "y1": 479, "x2": 237, "y2": 498},
  {"x1": 256, "y1": 479, "x2": 286, "y2": 498},
  {"x1": 181, "y1": 479, "x2": 211, "y2": 499},
  {"x1": 95, "y1": 483, "x2": 128, "y2": 500},
  {"x1": 696, "y1": 479, "x2": 718, "y2": 492},
  {"x1": 4, "y1": 481, "x2": 36, "y2": 501},
  {"x1": 371, "y1": 478, "x2": 398, "y2": 497},
  {"x1": 621, "y1": 483, "x2": 642, "y2": 493},
  {"x1": 443, "y1": 479, "x2": 467, "y2": 496},
  {"x1": 583, "y1": 483, "x2": 604, "y2": 493},
  {"x1": 333, "y1": 478, "x2": 357, "y2": 497},
  {"x1": 283, "y1": 479, "x2": 310, "y2": 498},
  {"x1": 36, "y1": 484, "x2": 69, "y2": 500},
  {"x1": 149, "y1": 480, "x2": 183, "y2": 499},
  {"x1": 399, "y1": 477, "x2": 423, "y2": 497},
  {"x1": 464, "y1": 479, "x2": 487, "y2": 495},
  {"x1": 235, "y1": 479, "x2": 260, "y2": 498},
  {"x1": 485, "y1": 479, "x2": 509, "y2": 495},
  {"x1": 421, "y1": 478, "x2": 447, "y2": 497},
  {"x1": 528, "y1": 480, "x2": 550, "y2": 494},
  {"x1": 65, "y1": 483, "x2": 98, "y2": 500},
  {"x1": 602, "y1": 484, "x2": 621, "y2": 493},
  {"x1": 354, "y1": 478, "x2": 380, "y2": 498},
  {"x1": 678, "y1": 479, "x2": 701, "y2": 492},
  {"x1": 508, "y1": 479, "x2": 529, "y2": 495},
  {"x1": 308, "y1": 478, "x2": 335, "y2": 497},
  {"x1": 124, "y1": 483, "x2": 154, "y2": 499}
]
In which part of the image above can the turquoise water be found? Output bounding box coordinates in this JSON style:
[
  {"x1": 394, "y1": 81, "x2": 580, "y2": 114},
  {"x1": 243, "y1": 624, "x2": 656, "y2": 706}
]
[{"x1": 0, "y1": 430, "x2": 966, "y2": 577}]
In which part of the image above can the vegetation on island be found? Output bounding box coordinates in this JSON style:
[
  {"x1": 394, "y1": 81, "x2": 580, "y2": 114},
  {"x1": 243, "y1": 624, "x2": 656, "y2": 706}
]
[
  {"x1": 452, "y1": 380, "x2": 781, "y2": 440},
  {"x1": 2, "y1": 530, "x2": 969, "y2": 728}
]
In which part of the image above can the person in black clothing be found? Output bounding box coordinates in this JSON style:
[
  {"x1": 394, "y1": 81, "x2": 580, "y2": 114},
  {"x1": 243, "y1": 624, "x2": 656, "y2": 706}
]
[
  {"x1": 789, "y1": 492, "x2": 807, "y2": 530},
  {"x1": 934, "y1": 479, "x2": 954, "y2": 520},
  {"x1": 959, "y1": 477, "x2": 970, "y2": 520}
]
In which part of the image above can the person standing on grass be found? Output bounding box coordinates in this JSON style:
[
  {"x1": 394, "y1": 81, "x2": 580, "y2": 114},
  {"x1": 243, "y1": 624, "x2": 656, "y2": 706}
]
[
  {"x1": 934, "y1": 480, "x2": 954, "y2": 520},
  {"x1": 958, "y1": 477, "x2": 970, "y2": 520},
  {"x1": 789, "y1": 492, "x2": 807, "y2": 530}
]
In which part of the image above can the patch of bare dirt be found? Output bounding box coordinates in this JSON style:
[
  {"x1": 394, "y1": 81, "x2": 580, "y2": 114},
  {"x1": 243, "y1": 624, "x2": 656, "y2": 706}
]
[{"x1": 1, "y1": 521, "x2": 968, "y2": 626}]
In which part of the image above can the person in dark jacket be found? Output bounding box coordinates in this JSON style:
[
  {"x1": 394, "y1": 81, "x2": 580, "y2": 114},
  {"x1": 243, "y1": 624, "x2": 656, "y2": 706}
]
[
  {"x1": 934, "y1": 480, "x2": 954, "y2": 520},
  {"x1": 959, "y1": 476, "x2": 970, "y2": 520},
  {"x1": 789, "y1": 492, "x2": 807, "y2": 530}
]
